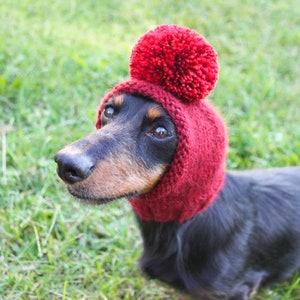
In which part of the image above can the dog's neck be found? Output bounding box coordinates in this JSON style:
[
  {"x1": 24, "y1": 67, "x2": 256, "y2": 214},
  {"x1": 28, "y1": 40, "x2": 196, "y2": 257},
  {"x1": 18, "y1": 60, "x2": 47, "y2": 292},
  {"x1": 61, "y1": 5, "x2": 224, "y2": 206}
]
[{"x1": 134, "y1": 172, "x2": 253, "y2": 291}]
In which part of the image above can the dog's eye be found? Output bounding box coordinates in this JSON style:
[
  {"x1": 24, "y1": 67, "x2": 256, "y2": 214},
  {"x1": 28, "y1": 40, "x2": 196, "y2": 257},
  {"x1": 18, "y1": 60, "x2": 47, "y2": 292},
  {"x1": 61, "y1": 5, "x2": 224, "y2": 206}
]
[
  {"x1": 104, "y1": 106, "x2": 115, "y2": 118},
  {"x1": 149, "y1": 126, "x2": 170, "y2": 139}
]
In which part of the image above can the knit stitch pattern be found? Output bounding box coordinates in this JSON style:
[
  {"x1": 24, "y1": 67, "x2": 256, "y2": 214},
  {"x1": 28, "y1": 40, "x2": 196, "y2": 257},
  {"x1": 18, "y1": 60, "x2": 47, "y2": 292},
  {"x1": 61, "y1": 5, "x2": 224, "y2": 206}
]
[{"x1": 130, "y1": 25, "x2": 219, "y2": 103}]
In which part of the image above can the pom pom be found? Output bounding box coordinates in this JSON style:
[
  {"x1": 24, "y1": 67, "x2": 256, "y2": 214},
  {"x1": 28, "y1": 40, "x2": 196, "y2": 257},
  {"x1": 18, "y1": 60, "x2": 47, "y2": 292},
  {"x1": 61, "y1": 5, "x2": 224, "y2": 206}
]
[{"x1": 129, "y1": 25, "x2": 219, "y2": 103}]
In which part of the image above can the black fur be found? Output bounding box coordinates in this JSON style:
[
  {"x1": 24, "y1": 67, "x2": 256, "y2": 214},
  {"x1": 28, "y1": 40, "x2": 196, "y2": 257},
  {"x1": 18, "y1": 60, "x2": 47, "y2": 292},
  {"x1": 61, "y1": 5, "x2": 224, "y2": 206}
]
[{"x1": 137, "y1": 168, "x2": 300, "y2": 299}]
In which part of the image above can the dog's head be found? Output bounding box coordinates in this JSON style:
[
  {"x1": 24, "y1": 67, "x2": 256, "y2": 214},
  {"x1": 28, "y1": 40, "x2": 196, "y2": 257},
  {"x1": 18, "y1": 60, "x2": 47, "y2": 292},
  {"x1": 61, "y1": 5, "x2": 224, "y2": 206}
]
[
  {"x1": 55, "y1": 25, "x2": 227, "y2": 222},
  {"x1": 55, "y1": 94, "x2": 178, "y2": 204}
]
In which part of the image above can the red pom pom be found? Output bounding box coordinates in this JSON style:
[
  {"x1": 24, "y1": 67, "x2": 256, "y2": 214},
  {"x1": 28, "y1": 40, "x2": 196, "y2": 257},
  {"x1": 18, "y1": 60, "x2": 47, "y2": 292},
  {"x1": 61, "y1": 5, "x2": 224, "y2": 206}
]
[{"x1": 129, "y1": 25, "x2": 219, "y2": 103}]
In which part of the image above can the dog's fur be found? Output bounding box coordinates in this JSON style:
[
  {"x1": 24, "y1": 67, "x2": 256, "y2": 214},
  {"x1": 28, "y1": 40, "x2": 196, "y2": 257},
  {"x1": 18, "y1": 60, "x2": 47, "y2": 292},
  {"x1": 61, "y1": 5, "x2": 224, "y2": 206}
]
[{"x1": 55, "y1": 94, "x2": 300, "y2": 300}]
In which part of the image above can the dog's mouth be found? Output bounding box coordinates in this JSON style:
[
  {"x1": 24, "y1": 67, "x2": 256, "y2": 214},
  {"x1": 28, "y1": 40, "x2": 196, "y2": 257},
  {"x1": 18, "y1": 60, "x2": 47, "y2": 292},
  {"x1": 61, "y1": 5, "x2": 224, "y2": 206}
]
[
  {"x1": 57, "y1": 153, "x2": 167, "y2": 205},
  {"x1": 65, "y1": 184, "x2": 117, "y2": 205},
  {"x1": 67, "y1": 185, "x2": 116, "y2": 205},
  {"x1": 65, "y1": 181, "x2": 140, "y2": 205}
]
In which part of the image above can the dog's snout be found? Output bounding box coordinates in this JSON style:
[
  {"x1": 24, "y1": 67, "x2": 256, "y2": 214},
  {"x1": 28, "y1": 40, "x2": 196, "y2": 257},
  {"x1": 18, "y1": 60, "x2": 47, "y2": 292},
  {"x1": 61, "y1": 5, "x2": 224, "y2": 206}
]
[{"x1": 55, "y1": 151, "x2": 94, "y2": 184}]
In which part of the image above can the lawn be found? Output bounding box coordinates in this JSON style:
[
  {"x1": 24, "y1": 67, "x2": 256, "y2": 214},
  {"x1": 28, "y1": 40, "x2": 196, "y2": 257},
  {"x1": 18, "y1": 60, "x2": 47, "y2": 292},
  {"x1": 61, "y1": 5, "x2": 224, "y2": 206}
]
[{"x1": 0, "y1": 0, "x2": 299, "y2": 299}]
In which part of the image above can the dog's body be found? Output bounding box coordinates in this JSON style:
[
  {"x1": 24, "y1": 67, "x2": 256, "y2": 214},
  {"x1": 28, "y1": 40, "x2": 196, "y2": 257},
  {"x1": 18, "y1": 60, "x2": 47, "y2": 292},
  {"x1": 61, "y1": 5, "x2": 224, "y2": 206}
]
[
  {"x1": 137, "y1": 168, "x2": 300, "y2": 299},
  {"x1": 55, "y1": 94, "x2": 300, "y2": 300}
]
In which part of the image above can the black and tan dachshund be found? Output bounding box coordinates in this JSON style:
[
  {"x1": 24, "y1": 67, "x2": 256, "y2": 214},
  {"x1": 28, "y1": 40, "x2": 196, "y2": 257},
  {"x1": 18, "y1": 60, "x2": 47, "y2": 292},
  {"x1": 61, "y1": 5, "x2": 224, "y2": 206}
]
[{"x1": 55, "y1": 94, "x2": 300, "y2": 300}]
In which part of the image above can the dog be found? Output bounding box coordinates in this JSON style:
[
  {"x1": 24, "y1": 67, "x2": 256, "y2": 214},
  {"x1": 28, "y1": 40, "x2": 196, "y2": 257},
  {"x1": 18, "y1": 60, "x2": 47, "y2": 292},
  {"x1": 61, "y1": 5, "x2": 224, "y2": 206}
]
[{"x1": 55, "y1": 93, "x2": 300, "y2": 300}]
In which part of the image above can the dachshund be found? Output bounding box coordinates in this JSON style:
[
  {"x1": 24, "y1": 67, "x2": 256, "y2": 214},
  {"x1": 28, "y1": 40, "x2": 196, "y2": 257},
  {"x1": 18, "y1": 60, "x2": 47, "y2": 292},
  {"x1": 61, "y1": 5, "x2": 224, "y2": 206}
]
[{"x1": 55, "y1": 94, "x2": 300, "y2": 300}]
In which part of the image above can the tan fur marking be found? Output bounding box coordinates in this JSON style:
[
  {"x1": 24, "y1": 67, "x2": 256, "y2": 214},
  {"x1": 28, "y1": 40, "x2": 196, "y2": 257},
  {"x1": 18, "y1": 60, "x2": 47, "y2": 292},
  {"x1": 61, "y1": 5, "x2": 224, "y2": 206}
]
[
  {"x1": 113, "y1": 95, "x2": 124, "y2": 107},
  {"x1": 67, "y1": 151, "x2": 167, "y2": 202},
  {"x1": 146, "y1": 105, "x2": 163, "y2": 120}
]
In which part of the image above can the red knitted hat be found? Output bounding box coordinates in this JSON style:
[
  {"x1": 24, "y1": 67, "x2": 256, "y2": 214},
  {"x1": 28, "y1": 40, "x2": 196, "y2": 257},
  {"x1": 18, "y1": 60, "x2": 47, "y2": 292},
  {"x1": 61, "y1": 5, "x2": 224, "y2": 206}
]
[{"x1": 96, "y1": 25, "x2": 227, "y2": 223}]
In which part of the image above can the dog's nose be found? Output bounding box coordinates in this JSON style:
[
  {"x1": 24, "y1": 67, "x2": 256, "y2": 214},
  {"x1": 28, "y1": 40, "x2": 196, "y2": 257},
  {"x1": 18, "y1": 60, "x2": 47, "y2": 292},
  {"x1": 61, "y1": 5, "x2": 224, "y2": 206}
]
[{"x1": 55, "y1": 152, "x2": 94, "y2": 184}]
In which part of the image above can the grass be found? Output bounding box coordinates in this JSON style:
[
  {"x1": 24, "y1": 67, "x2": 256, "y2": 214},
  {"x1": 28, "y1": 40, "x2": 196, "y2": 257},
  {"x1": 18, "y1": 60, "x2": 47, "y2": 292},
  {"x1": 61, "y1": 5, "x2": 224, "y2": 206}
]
[{"x1": 0, "y1": 0, "x2": 299, "y2": 299}]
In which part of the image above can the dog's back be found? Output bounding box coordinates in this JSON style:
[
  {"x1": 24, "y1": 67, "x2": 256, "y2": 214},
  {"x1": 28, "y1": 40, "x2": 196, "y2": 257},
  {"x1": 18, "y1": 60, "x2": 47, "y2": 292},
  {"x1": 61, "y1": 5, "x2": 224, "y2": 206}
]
[
  {"x1": 231, "y1": 167, "x2": 300, "y2": 281},
  {"x1": 137, "y1": 166, "x2": 300, "y2": 299}
]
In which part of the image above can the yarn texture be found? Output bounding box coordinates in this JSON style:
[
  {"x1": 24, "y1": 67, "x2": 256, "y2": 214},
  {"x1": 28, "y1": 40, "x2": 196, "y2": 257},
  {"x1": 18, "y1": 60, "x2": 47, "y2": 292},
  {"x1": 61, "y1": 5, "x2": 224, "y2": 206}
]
[
  {"x1": 130, "y1": 25, "x2": 219, "y2": 103},
  {"x1": 96, "y1": 25, "x2": 227, "y2": 223}
]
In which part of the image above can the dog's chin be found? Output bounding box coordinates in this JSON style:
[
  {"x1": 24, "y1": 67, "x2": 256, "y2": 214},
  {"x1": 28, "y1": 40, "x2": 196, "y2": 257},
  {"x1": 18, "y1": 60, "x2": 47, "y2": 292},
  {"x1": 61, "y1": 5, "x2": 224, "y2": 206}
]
[
  {"x1": 66, "y1": 186, "x2": 118, "y2": 205},
  {"x1": 74, "y1": 195, "x2": 116, "y2": 205}
]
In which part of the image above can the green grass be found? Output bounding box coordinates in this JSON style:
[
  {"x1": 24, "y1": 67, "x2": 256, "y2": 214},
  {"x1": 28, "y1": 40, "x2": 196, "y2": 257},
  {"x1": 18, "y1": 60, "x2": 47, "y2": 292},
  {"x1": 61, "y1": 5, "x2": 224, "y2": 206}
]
[{"x1": 0, "y1": 0, "x2": 300, "y2": 299}]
